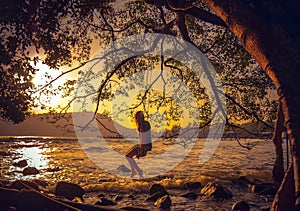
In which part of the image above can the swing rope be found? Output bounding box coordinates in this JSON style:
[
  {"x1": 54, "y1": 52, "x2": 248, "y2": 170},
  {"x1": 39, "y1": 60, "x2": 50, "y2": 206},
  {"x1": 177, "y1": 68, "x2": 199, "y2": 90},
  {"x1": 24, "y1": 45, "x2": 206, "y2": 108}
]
[
  {"x1": 144, "y1": 67, "x2": 152, "y2": 118},
  {"x1": 285, "y1": 127, "x2": 289, "y2": 170}
]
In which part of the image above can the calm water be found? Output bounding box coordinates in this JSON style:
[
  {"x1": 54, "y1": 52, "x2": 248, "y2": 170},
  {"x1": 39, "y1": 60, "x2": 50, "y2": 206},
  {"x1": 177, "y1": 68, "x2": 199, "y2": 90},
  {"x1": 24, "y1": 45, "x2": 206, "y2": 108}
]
[{"x1": 0, "y1": 136, "x2": 288, "y2": 210}]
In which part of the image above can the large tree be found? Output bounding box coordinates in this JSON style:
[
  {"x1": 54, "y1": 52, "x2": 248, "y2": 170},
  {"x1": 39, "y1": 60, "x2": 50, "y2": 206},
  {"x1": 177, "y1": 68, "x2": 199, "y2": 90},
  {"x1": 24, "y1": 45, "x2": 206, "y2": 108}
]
[
  {"x1": 0, "y1": 0, "x2": 275, "y2": 127},
  {"x1": 198, "y1": 0, "x2": 300, "y2": 210},
  {"x1": 1, "y1": 0, "x2": 295, "y2": 209}
]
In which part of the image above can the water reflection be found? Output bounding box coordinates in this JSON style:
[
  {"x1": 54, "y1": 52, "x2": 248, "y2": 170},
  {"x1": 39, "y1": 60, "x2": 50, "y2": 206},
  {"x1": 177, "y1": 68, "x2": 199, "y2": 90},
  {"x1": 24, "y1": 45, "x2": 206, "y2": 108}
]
[
  {"x1": 15, "y1": 146, "x2": 49, "y2": 169},
  {"x1": 8, "y1": 144, "x2": 51, "y2": 179}
]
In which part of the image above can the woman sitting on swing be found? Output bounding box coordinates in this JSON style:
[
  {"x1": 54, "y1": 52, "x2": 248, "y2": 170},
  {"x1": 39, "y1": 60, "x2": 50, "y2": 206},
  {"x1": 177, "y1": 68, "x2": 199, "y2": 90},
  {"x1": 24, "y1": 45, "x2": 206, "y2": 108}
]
[{"x1": 125, "y1": 111, "x2": 152, "y2": 178}]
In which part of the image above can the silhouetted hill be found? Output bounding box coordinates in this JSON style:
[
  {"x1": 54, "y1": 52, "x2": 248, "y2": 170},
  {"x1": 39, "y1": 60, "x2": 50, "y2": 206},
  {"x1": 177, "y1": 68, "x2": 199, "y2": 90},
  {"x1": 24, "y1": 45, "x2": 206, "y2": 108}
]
[{"x1": 0, "y1": 113, "x2": 137, "y2": 138}]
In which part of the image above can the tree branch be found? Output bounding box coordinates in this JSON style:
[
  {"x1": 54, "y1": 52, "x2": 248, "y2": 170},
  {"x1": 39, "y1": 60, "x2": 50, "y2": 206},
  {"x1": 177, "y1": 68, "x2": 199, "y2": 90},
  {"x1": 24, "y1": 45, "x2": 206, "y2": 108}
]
[{"x1": 144, "y1": 0, "x2": 226, "y2": 27}]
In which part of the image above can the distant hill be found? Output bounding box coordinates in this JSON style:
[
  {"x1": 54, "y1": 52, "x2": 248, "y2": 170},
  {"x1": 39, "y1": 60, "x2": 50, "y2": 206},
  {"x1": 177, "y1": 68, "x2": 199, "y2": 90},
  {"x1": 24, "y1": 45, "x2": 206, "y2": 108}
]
[
  {"x1": 0, "y1": 113, "x2": 137, "y2": 138},
  {"x1": 0, "y1": 113, "x2": 273, "y2": 138}
]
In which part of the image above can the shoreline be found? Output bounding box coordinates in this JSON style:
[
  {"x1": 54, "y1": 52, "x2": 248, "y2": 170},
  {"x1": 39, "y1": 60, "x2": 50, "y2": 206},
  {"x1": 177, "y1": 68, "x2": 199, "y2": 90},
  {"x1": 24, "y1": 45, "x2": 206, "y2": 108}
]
[
  {"x1": 0, "y1": 174, "x2": 275, "y2": 211},
  {"x1": 0, "y1": 136, "x2": 277, "y2": 210}
]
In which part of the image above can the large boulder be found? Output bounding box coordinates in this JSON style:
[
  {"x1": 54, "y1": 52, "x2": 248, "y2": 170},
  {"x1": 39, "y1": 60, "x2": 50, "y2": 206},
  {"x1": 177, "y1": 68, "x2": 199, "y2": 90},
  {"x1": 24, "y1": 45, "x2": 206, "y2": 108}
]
[
  {"x1": 200, "y1": 182, "x2": 233, "y2": 199},
  {"x1": 54, "y1": 181, "x2": 84, "y2": 200}
]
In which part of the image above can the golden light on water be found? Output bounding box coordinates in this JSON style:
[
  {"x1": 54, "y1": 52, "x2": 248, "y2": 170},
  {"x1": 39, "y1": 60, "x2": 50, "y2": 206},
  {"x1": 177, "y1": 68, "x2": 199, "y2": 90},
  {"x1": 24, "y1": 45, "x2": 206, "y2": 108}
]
[{"x1": 16, "y1": 146, "x2": 49, "y2": 169}]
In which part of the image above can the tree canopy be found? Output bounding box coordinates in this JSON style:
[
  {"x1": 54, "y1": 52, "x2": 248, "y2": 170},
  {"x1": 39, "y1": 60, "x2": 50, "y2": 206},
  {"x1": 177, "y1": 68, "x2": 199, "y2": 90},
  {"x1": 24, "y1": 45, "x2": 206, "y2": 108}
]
[
  {"x1": 3, "y1": 0, "x2": 300, "y2": 209},
  {"x1": 0, "y1": 0, "x2": 276, "y2": 132}
]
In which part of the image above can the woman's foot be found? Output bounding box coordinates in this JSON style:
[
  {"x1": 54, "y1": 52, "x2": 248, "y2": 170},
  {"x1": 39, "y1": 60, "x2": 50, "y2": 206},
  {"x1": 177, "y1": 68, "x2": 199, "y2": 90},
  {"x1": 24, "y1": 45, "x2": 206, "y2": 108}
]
[
  {"x1": 137, "y1": 169, "x2": 143, "y2": 178},
  {"x1": 130, "y1": 170, "x2": 137, "y2": 178}
]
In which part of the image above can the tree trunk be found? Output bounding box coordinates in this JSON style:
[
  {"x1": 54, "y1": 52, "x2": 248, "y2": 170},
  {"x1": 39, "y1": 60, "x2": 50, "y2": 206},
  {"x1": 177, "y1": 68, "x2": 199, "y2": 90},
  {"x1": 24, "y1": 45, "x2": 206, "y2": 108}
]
[
  {"x1": 271, "y1": 164, "x2": 295, "y2": 211},
  {"x1": 272, "y1": 100, "x2": 285, "y2": 188},
  {"x1": 202, "y1": 0, "x2": 300, "y2": 208}
]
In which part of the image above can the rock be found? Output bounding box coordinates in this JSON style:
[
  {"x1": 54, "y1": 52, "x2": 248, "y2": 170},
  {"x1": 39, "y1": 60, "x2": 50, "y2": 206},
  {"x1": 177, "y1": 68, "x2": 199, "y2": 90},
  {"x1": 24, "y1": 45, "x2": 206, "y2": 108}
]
[
  {"x1": 22, "y1": 167, "x2": 39, "y2": 176},
  {"x1": 33, "y1": 179, "x2": 48, "y2": 188},
  {"x1": 117, "y1": 164, "x2": 131, "y2": 172},
  {"x1": 232, "y1": 176, "x2": 251, "y2": 186},
  {"x1": 250, "y1": 183, "x2": 276, "y2": 195},
  {"x1": 127, "y1": 194, "x2": 135, "y2": 200},
  {"x1": 260, "y1": 206, "x2": 270, "y2": 211},
  {"x1": 11, "y1": 180, "x2": 39, "y2": 190},
  {"x1": 200, "y1": 182, "x2": 233, "y2": 199},
  {"x1": 0, "y1": 180, "x2": 10, "y2": 187},
  {"x1": 54, "y1": 181, "x2": 84, "y2": 200},
  {"x1": 114, "y1": 195, "x2": 124, "y2": 202},
  {"x1": 109, "y1": 193, "x2": 116, "y2": 197},
  {"x1": 0, "y1": 187, "x2": 117, "y2": 211},
  {"x1": 95, "y1": 197, "x2": 116, "y2": 206},
  {"x1": 0, "y1": 151, "x2": 10, "y2": 156},
  {"x1": 180, "y1": 192, "x2": 198, "y2": 200},
  {"x1": 146, "y1": 191, "x2": 168, "y2": 202},
  {"x1": 13, "y1": 160, "x2": 28, "y2": 168},
  {"x1": 149, "y1": 183, "x2": 167, "y2": 195},
  {"x1": 120, "y1": 207, "x2": 150, "y2": 211},
  {"x1": 97, "y1": 193, "x2": 106, "y2": 198},
  {"x1": 184, "y1": 181, "x2": 202, "y2": 190},
  {"x1": 154, "y1": 195, "x2": 172, "y2": 209},
  {"x1": 0, "y1": 188, "x2": 69, "y2": 210},
  {"x1": 232, "y1": 201, "x2": 250, "y2": 211},
  {"x1": 46, "y1": 167, "x2": 60, "y2": 172},
  {"x1": 72, "y1": 197, "x2": 83, "y2": 203}
]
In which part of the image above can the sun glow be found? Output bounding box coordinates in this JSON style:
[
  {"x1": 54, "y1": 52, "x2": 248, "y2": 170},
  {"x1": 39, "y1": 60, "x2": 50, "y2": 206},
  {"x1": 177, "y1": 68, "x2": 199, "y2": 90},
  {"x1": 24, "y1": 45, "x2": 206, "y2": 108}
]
[{"x1": 31, "y1": 61, "x2": 74, "y2": 113}]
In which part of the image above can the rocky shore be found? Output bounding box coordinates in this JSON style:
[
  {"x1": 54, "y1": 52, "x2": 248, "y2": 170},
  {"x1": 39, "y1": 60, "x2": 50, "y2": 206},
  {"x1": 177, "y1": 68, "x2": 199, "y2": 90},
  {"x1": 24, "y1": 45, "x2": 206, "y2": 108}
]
[
  {"x1": 0, "y1": 175, "x2": 275, "y2": 211},
  {"x1": 0, "y1": 137, "x2": 278, "y2": 210}
]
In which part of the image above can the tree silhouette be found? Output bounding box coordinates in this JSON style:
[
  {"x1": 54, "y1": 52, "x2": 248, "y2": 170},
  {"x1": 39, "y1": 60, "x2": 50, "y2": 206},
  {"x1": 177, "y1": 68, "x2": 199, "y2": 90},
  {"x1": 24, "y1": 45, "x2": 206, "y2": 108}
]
[
  {"x1": 2, "y1": 0, "x2": 296, "y2": 208},
  {"x1": 0, "y1": 0, "x2": 275, "y2": 126},
  {"x1": 200, "y1": 0, "x2": 300, "y2": 209}
]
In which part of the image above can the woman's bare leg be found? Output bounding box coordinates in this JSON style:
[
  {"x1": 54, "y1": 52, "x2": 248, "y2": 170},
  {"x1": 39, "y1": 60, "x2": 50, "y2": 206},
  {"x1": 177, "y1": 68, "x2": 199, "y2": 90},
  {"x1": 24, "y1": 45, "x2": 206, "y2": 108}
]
[
  {"x1": 126, "y1": 147, "x2": 143, "y2": 177},
  {"x1": 126, "y1": 157, "x2": 143, "y2": 177}
]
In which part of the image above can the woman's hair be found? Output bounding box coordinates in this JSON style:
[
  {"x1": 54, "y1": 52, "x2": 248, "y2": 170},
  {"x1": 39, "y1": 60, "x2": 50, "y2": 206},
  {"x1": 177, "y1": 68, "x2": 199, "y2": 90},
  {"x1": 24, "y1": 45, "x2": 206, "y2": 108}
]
[
  {"x1": 134, "y1": 111, "x2": 144, "y2": 128},
  {"x1": 135, "y1": 111, "x2": 144, "y2": 122}
]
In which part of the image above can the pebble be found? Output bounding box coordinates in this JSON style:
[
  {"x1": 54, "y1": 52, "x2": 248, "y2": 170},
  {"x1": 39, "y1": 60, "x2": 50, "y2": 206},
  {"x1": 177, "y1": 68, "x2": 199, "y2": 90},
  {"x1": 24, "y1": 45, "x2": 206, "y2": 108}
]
[
  {"x1": 250, "y1": 183, "x2": 276, "y2": 195},
  {"x1": 13, "y1": 159, "x2": 27, "y2": 168},
  {"x1": 95, "y1": 197, "x2": 116, "y2": 206},
  {"x1": 232, "y1": 200, "x2": 250, "y2": 210},
  {"x1": 0, "y1": 151, "x2": 10, "y2": 156},
  {"x1": 154, "y1": 195, "x2": 172, "y2": 209},
  {"x1": 180, "y1": 191, "x2": 198, "y2": 200},
  {"x1": 11, "y1": 180, "x2": 39, "y2": 190},
  {"x1": 22, "y1": 167, "x2": 39, "y2": 176},
  {"x1": 184, "y1": 181, "x2": 202, "y2": 190}
]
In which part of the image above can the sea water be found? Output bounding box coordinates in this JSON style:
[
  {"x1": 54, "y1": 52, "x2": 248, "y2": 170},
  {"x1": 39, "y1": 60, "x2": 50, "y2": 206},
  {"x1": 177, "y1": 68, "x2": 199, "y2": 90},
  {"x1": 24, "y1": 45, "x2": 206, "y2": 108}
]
[{"x1": 0, "y1": 136, "x2": 289, "y2": 210}]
